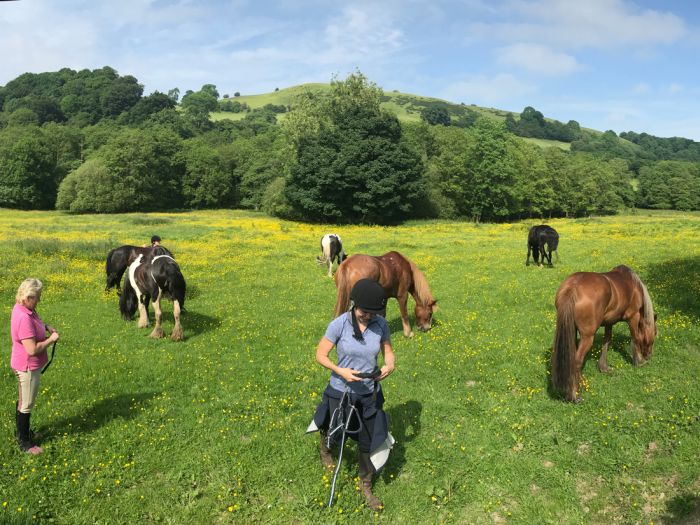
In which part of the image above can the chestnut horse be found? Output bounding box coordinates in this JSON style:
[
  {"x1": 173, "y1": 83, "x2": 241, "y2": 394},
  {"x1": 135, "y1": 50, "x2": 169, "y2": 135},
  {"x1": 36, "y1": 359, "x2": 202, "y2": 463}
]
[
  {"x1": 334, "y1": 251, "x2": 437, "y2": 337},
  {"x1": 551, "y1": 265, "x2": 657, "y2": 402}
]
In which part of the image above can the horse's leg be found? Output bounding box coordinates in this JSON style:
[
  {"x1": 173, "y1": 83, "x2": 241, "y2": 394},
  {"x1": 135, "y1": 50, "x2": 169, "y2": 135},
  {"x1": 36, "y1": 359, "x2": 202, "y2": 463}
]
[
  {"x1": 571, "y1": 334, "x2": 595, "y2": 402},
  {"x1": 137, "y1": 297, "x2": 150, "y2": 328},
  {"x1": 149, "y1": 293, "x2": 164, "y2": 338},
  {"x1": 598, "y1": 325, "x2": 613, "y2": 373},
  {"x1": 171, "y1": 299, "x2": 184, "y2": 341},
  {"x1": 327, "y1": 259, "x2": 332, "y2": 278},
  {"x1": 397, "y1": 294, "x2": 413, "y2": 338}
]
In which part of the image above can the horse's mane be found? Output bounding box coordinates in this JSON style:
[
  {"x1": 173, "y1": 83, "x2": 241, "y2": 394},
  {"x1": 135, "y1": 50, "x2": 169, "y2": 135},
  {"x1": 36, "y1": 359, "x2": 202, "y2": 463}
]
[
  {"x1": 408, "y1": 259, "x2": 434, "y2": 306},
  {"x1": 619, "y1": 266, "x2": 655, "y2": 327},
  {"x1": 631, "y1": 271, "x2": 655, "y2": 327}
]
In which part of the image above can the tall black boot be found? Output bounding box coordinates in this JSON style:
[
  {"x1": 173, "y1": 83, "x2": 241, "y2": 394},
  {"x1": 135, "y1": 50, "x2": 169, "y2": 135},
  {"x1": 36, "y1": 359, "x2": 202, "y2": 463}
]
[
  {"x1": 358, "y1": 451, "x2": 383, "y2": 511},
  {"x1": 16, "y1": 411, "x2": 42, "y2": 455}
]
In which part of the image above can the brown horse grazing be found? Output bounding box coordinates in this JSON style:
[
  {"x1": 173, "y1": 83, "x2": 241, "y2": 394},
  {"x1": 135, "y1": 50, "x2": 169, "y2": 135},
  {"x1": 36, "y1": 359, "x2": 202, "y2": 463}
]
[
  {"x1": 334, "y1": 251, "x2": 437, "y2": 337},
  {"x1": 551, "y1": 265, "x2": 657, "y2": 402}
]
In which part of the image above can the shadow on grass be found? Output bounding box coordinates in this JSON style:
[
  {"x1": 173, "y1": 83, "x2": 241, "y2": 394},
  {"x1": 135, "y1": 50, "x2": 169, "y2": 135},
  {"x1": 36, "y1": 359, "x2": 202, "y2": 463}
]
[
  {"x1": 382, "y1": 400, "x2": 422, "y2": 484},
  {"x1": 181, "y1": 310, "x2": 222, "y2": 338},
  {"x1": 659, "y1": 494, "x2": 700, "y2": 524},
  {"x1": 647, "y1": 257, "x2": 700, "y2": 320},
  {"x1": 40, "y1": 391, "x2": 160, "y2": 439},
  {"x1": 543, "y1": 331, "x2": 634, "y2": 401}
]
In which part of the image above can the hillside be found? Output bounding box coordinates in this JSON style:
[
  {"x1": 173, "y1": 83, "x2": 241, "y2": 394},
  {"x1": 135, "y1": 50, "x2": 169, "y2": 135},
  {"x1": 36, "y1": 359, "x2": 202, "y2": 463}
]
[{"x1": 211, "y1": 83, "x2": 577, "y2": 151}]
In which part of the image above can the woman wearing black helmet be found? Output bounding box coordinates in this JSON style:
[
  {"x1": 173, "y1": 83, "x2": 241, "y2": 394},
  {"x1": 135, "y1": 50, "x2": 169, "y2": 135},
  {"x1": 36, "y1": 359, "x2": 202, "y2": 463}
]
[{"x1": 308, "y1": 278, "x2": 395, "y2": 511}]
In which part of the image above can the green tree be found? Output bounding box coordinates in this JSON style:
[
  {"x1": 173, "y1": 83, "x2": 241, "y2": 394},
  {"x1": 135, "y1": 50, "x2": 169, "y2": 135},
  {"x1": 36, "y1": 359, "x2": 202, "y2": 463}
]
[
  {"x1": 57, "y1": 126, "x2": 184, "y2": 212},
  {"x1": 178, "y1": 139, "x2": 238, "y2": 208},
  {"x1": 180, "y1": 90, "x2": 218, "y2": 131},
  {"x1": 0, "y1": 126, "x2": 59, "y2": 209},
  {"x1": 283, "y1": 72, "x2": 425, "y2": 224},
  {"x1": 420, "y1": 106, "x2": 451, "y2": 126}
]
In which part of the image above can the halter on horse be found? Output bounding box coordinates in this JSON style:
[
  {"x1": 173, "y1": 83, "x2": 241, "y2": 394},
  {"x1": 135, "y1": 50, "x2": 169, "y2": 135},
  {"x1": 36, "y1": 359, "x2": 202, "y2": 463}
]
[
  {"x1": 119, "y1": 249, "x2": 186, "y2": 341},
  {"x1": 526, "y1": 225, "x2": 559, "y2": 267},
  {"x1": 550, "y1": 265, "x2": 657, "y2": 402},
  {"x1": 334, "y1": 251, "x2": 437, "y2": 337}
]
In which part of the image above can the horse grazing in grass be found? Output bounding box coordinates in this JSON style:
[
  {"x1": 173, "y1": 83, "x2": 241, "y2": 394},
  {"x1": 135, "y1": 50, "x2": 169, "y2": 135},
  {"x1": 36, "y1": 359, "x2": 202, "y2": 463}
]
[
  {"x1": 526, "y1": 225, "x2": 559, "y2": 267},
  {"x1": 334, "y1": 251, "x2": 437, "y2": 337},
  {"x1": 551, "y1": 265, "x2": 657, "y2": 402},
  {"x1": 119, "y1": 248, "x2": 186, "y2": 341},
  {"x1": 105, "y1": 245, "x2": 173, "y2": 292},
  {"x1": 317, "y1": 234, "x2": 346, "y2": 277}
]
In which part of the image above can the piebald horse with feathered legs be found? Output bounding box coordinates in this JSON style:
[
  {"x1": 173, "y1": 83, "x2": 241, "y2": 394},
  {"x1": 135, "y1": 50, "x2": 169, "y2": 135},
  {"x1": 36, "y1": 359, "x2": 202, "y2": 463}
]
[
  {"x1": 119, "y1": 248, "x2": 186, "y2": 341},
  {"x1": 333, "y1": 251, "x2": 437, "y2": 337},
  {"x1": 551, "y1": 265, "x2": 657, "y2": 402}
]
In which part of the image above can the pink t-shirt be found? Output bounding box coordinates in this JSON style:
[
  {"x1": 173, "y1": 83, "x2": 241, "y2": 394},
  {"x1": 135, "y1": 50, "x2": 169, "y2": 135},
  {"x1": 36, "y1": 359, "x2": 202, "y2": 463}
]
[{"x1": 10, "y1": 303, "x2": 48, "y2": 371}]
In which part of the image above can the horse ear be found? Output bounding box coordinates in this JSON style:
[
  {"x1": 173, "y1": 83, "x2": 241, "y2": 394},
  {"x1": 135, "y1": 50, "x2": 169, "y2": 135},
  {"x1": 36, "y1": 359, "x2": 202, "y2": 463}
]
[{"x1": 431, "y1": 299, "x2": 438, "y2": 312}]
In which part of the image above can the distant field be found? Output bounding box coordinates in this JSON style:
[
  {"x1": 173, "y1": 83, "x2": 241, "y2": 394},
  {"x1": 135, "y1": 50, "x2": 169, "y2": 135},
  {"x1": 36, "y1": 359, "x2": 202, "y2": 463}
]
[{"x1": 1, "y1": 209, "x2": 699, "y2": 524}]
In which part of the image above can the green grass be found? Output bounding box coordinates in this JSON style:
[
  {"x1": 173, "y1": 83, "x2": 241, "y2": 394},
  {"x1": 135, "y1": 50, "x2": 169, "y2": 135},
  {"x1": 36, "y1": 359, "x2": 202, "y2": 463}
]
[{"x1": 1, "y1": 209, "x2": 699, "y2": 524}]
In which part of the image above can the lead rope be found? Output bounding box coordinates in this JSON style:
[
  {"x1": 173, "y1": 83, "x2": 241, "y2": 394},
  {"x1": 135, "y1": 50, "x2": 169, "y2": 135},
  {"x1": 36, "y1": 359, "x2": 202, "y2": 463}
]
[{"x1": 327, "y1": 391, "x2": 363, "y2": 507}]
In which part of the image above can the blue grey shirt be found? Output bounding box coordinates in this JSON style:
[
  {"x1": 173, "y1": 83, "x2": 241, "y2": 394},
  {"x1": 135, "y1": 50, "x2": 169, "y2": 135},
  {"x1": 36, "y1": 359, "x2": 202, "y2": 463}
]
[{"x1": 325, "y1": 312, "x2": 391, "y2": 395}]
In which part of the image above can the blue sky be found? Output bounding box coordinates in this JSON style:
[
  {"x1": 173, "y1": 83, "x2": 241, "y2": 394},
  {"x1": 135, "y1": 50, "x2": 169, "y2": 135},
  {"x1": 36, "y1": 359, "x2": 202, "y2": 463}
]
[{"x1": 2, "y1": 0, "x2": 699, "y2": 139}]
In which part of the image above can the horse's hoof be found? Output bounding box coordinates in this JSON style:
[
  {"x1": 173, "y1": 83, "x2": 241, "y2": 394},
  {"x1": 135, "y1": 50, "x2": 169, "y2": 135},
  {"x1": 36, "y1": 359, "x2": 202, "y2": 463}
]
[
  {"x1": 405, "y1": 331, "x2": 414, "y2": 338},
  {"x1": 149, "y1": 328, "x2": 164, "y2": 339},
  {"x1": 598, "y1": 365, "x2": 611, "y2": 373}
]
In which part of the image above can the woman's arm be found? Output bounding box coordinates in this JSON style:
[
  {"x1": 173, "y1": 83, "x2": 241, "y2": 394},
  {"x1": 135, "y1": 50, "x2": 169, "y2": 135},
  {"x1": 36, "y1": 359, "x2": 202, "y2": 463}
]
[
  {"x1": 378, "y1": 339, "x2": 395, "y2": 380},
  {"x1": 20, "y1": 331, "x2": 59, "y2": 356},
  {"x1": 315, "y1": 337, "x2": 360, "y2": 382}
]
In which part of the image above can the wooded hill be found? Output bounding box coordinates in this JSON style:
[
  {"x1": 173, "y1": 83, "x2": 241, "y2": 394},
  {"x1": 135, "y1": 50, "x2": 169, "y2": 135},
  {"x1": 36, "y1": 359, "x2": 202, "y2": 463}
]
[{"x1": 1, "y1": 67, "x2": 698, "y2": 222}]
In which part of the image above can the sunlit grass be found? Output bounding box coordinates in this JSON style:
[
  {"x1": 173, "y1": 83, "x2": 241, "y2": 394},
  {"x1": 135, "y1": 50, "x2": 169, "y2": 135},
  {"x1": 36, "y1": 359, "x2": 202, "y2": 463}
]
[{"x1": 0, "y1": 209, "x2": 698, "y2": 524}]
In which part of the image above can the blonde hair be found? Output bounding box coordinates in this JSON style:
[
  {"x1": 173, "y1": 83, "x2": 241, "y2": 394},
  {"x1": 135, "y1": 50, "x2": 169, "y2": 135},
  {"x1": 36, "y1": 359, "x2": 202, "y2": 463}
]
[{"x1": 16, "y1": 278, "x2": 43, "y2": 304}]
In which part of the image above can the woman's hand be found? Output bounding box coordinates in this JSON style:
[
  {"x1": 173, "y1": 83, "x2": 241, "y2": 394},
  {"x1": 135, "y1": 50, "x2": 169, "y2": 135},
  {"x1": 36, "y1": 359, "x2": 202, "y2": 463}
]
[
  {"x1": 47, "y1": 331, "x2": 59, "y2": 343},
  {"x1": 337, "y1": 368, "x2": 361, "y2": 382},
  {"x1": 379, "y1": 364, "x2": 394, "y2": 381}
]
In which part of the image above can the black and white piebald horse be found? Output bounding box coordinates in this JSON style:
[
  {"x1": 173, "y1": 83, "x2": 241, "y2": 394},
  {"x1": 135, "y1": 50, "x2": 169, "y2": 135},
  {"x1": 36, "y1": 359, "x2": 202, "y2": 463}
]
[
  {"x1": 119, "y1": 248, "x2": 186, "y2": 341},
  {"x1": 106, "y1": 245, "x2": 173, "y2": 293},
  {"x1": 317, "y1": 234, "x2": 347, "y2": 277},
  {"x1": 526, "y1": 225, "x2": 560, "y2": 267}
]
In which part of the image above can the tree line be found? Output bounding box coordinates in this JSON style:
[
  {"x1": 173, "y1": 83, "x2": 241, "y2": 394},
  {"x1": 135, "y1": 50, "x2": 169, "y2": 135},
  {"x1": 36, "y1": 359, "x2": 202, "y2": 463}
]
[{"x1": 1, "y1": 67, "x2": 698, "y2": 222}]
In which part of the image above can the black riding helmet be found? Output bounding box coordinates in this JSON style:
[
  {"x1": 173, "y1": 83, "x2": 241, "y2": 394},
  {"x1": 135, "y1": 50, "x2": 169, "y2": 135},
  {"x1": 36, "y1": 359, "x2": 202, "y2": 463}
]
[
  {"x1": 151, "y1": 235, "x2": 161, "y2": 244},
  {"x1": 350, "y1": 278, "x2": 387, "y2": 314}
]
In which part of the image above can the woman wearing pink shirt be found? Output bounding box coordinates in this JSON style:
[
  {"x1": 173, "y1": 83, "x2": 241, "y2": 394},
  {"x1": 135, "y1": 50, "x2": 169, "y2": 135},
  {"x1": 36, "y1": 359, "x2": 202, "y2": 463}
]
[{"x1": 10, "y1": 278, "x2": 59, "y2": 455}]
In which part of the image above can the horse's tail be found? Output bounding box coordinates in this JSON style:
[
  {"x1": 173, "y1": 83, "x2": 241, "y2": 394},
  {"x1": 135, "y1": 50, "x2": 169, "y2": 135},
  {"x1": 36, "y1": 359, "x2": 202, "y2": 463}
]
[
  {"x1": 549, "y1": 233, "x2": 559, "y2": 252},
  {"x1": 333, "y1": 262, "x2": 351, "y2": 317},
  {"x1": 166, "y1": 264, "x2": 187, "y2": 311},
  {"x1": 105, "y1": 248, "x2": 119, "y2": 290},
  {"x1": 551, "y1": 284, "x2": 577, "y2": 396},
  {"x1": 408, "y1": 259, "x2": 434, "y2": 306},
  {"x1": 119, "y1": 272, "x2": 138, "y2": 320}
]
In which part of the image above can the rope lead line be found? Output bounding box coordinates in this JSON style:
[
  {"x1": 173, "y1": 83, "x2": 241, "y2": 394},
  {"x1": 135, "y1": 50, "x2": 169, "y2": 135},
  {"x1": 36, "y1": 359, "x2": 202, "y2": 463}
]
[{"x1": 327, "y1": 391, "x2": 363, "y2": 507}]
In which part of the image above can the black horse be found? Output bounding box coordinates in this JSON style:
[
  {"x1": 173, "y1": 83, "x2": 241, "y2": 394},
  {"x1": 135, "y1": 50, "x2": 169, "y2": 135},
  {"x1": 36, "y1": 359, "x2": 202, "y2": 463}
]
[
  {"x1": 119, "y1": 249, "x2": 186, "y2": 341},
  {"x1": 106, "y1": 245, "x2": 173, "y2": 292},
  {"x1": 526, "y1": 225, "x2": 559, "y2": 266}
]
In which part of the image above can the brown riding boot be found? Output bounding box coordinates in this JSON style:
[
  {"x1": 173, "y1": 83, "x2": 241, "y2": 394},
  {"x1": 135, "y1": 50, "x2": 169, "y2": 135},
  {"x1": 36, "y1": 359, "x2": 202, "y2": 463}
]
[
  {"x1": 319, "y1": 432, "x2": 334, "y2": 469},
  {"x1": 358, "y1": 451, "x2": 383, "y2": 511}
]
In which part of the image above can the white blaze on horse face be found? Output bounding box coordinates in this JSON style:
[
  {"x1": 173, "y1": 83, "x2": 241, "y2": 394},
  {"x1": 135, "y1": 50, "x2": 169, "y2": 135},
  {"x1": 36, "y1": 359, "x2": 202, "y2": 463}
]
[{"x1": 128, "y1": 254, "x2": 145, "y2": 302}]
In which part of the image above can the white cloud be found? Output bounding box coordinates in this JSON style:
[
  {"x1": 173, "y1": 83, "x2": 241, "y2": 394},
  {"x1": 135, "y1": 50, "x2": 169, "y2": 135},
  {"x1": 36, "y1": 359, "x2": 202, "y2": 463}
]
[
  {"x1": 667, "y1": 83, "x2": 684, "y2": 94},
  {"x1": 632, "y1": 82, "x2": 651, "y2": 94},
  {"x1": 496, "y1": 43, "x2": 580, "y2": 75},
  {"x1": 440, "y1": 73, "x2": 536, "y2": 105},
  {"x1": 470, "y1": 0, "x2": 687, "y2": 50}
]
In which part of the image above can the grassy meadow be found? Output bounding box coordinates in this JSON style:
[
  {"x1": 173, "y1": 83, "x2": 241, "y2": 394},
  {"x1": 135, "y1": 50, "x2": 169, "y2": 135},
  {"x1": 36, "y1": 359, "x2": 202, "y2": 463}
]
[{"x1": 0, "y1": 209, "x2": 699, "y2": 524}]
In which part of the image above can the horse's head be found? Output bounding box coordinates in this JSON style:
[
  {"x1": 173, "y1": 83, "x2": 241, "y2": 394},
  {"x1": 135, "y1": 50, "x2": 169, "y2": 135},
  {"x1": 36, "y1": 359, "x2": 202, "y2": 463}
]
[
  {"x1": 414, "y1": 300, "x2": 438, "y2": 332},
  {"x1": 636, "y1": 313, "x2": 658, "y2": 364}
]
